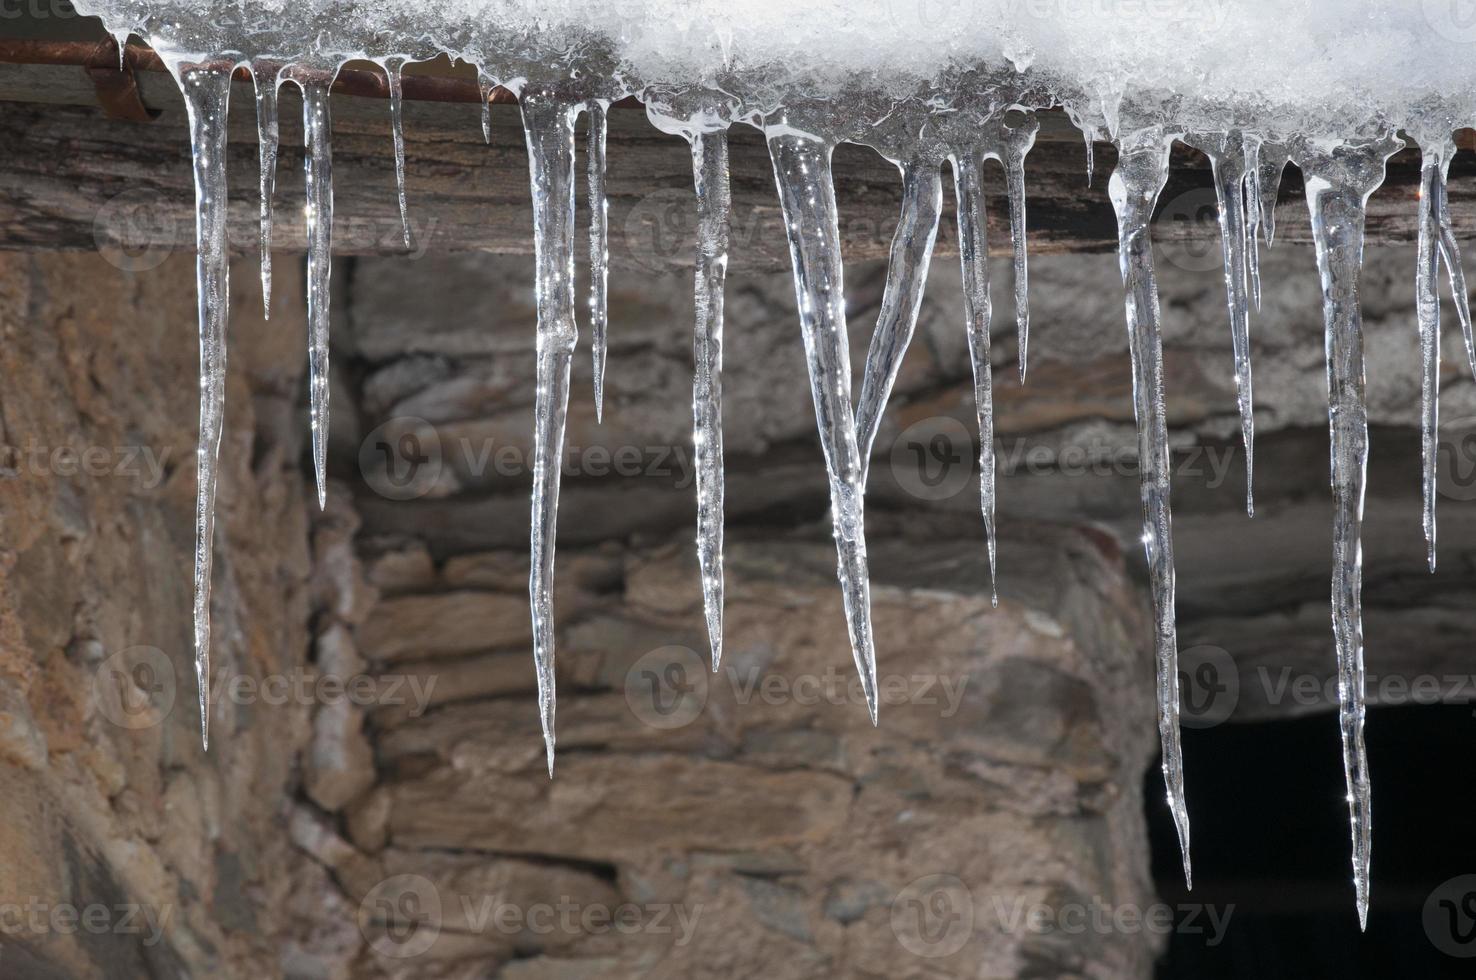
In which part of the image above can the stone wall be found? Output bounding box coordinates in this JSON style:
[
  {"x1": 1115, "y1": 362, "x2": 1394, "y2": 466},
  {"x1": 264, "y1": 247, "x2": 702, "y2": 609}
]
[
  {"x1": 7, "y1": 223, "x2": 1472, "y2": 977},
  {"x1": 0, "y1": 250, "x2": 313, "y2": 977},
  {"x1": 289, "y1": 517, "x2": 1158, "y2": 978},
  {"x1": 277, "y1": 251, "x2": 1179, "y2": 978}
]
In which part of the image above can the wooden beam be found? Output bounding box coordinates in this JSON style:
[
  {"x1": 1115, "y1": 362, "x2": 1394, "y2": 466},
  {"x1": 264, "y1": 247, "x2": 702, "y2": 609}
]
[{"x1": 0, "y1": 57, "x2": 1467, "y2": 272}]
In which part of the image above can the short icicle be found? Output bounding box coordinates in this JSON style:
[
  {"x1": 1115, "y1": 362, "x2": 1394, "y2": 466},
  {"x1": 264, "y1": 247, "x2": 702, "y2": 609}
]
[
  {"x1": 1297, "y1": 133, "x2": 1404, "y2": 930},
  {"x1": 1189, "y1": 133, "x2": 1256, "y2": 515},
  {"x1": 251, "y1": 63, "x2": 279, "y2": 316},
  {"x1": 587, "y1": 102, "x2": 610, "y2": 421},
  {"x1": 767, "y1": 123, "x2": 879, "y2": 723},
  {"x1": 1417, "y1": 143, "x2": 1443, "y2": 571},
  {"x1": 1257, "y1": 147, "x2": 1288, "y2": 247},
  {"x1": 854, "y1": 153, "x2": 943, "y2": 481},
  {"x1": 179, "y1": 64, "x2": 234, "y2": 751},
  {"x1": 1109, "y1": 126, "x2": 1191, "y2": 888},
  {"x1": 1434, "y1": 158, "x2": 1476, "y2": 380},
  {"x1": 478, "y1": 72, "x2": 495, "y2": 144},
  {"x1": 302, "y1": 81, "x2": 335, "y2": 510},
  {"x1": 1242, "y1": 134, "x2": 1263, "y2": 312},
  {"x1": 950, "y1": 146, "x2": 999, "y2": 604},
  {"x1": 521, "y1": 91, "x2": 582, "y2": 773},
  {"x1": 385, "y1": 57, "x2": 413, "y2": 250},
  {"x1": 1002, "y1": 113, "x2": 1038, "y2": 382},
  {"x1": 689, "y1": 129, "x2": 731, "y2": 670}
]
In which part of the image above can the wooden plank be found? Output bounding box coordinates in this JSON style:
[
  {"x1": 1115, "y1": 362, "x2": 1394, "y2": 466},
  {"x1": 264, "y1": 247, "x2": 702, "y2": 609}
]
[{"x1": 0, "y1": 63, "x2": 1463, "y2": 271}]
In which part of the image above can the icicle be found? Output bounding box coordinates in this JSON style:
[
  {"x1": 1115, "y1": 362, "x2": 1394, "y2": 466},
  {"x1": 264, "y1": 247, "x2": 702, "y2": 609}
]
[
  {"x1": 689, "y1": 129, "x2": 731, "y2": 670},
  {"x1": 1297, "y1": 133, "x2": 1403, "y2": 930},
  {"x1": 854, "y1": 154, "x2": 943, "y2": 480},
  {"x1": 302, "y1": 81, "x2": 335, "y2": 511},
  {"x1": 1417, "y1": 144, "x2": 1442, "y2": 572},
  {"x1": 766, "y1": 124, "x2": 879, "y2": 723},
  {"x1": 950, "y1": 147, "x2": 999, "y2": 605},
  {"x1": 587, "y1": 102, "x2": 610, "y2": 421},
  {"x1": 1084, "y1": 128, "x2": 1095, "y2": 187},
  {"x1": 251, "y1": 64, "x2": 279, "y2": 317},
  {"x1": 1108, "y1": 126, "x2": 1190, "y2": 888},
  {"x1": 1002, "y1": 113, "x2": 1038, "y2": 382},
  {"x1": 478, "y1": 72, "x2": 495, "y2": 144},
  {"x1": 1257, "y1": 147, "x2": 1287, "y2": 247},
  {"x1": 1242, "y1": 134, "x2": 1263, "y2": 312},
  {"x1": 521, "y1": 91, "x2": 582, "y2": 773},
  {"x1": 1434, "y1": 159, "x2": 1476, "y2": 381},
  {"x1": 1187, "y1": 133, "x2": 1255, "y2": 516},
  {"x1": 179, "y1": 64, "x2": 234, "y2": 751},
  {"x1": 385, "y1": 57, "x2": 413, "y2": 251}
]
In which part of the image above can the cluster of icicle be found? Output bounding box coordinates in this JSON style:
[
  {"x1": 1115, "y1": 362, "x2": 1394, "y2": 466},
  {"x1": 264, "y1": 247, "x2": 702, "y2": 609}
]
[{"x1": 70, "y1": 4, "x2": 1476, "y2": 930}]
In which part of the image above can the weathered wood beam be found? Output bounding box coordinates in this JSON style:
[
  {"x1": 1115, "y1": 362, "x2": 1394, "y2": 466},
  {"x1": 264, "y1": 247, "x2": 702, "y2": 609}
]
[{"x1": 0, "y1": 58, "x2": 1470, "y2": 272}]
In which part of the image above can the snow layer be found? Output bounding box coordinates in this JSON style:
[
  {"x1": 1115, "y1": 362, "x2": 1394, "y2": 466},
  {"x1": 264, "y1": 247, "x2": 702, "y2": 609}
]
[{"x1": 76, "y1": 0, "x2": 1476, "y2": 135}]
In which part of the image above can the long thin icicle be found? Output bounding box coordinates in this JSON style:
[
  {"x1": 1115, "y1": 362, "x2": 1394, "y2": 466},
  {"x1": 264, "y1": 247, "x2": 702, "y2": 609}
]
[
  {"x1": 1001, "y1": 114, "x2": 1038, "y2": 382},
  {"x1": 302, "y1": 81, "x2": 334, "y2": 511},
  {"x1": 951, "y1": 147, "x2": 999, "y2": 605},
  {"x1": 251, "y1": 64, "x2": 279, "y2": 316},
  {"x1": 587, "y1": 102, "x2": 610, "y2": 421},
  {"x1": 1190, "y1": 133, "x2": 1256, "y2": 515},
  {"x1": 1434, "y1": 161, "x2": 1476, "y2": 381},
  {"x1": 385, "y1": 57, "x2": 413, "y2": 251},
  {"x1": 1298, "y1": 134, "x2": 1402, "y2": 930},
  {"x1": 1417, "y1": 144, "x2": 1443, "y2": 572},
  {"x1": 1109, "y1": 126, "x2": 1190, "y2": 888},
  {"x1": 1242, "y1": 134, "x2": 1263, "y2": 312},
  {"x1": 690, "y1": 129, "x2": 730, "y2": 670},
  {"x1": 767, "y1": 125, "x2": 879, "y2": 723},
  {"x1": 522, "y1": 91, "x2": 581, "y2": 773},
  {"x1": 179, "y1": 64, "x2": 233, "y2": 751},
  {"x1": 854, "y1": 154, "x2": 942, "y2": 482}
]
